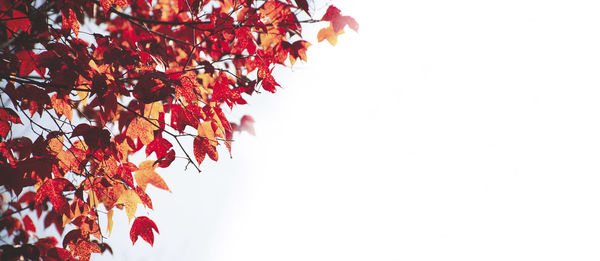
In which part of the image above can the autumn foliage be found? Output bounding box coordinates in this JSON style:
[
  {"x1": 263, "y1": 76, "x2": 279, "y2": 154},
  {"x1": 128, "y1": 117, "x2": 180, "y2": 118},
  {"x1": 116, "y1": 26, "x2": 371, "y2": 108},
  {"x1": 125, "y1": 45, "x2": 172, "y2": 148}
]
[{"x1": 0, "y1": 0, "x2": 356, "y2": 259}]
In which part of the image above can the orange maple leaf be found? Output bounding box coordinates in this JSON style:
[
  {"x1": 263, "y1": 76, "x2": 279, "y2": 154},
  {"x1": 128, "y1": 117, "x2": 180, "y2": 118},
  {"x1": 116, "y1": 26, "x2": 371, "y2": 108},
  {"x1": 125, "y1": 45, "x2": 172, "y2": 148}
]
[
  {"x1": 99, "y1": 0, "x2": 128, "y2": 13},
  {"x1": 317, "y1": 25, "x2": 343, "y2": 46},
  {"x1": 134, "y1": 160, "x2": 170, "y2": 192},
  {"x1": 51, "y1": 94, "x2": 73, "y2": 121},
  {"x1": 70, "y1": 240, "x2": 100, "y2": 261}
]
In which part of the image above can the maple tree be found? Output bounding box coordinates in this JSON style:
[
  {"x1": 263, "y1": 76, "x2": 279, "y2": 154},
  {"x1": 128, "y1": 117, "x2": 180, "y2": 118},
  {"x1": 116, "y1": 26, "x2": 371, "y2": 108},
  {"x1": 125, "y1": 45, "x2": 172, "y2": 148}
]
[{"x1": 0, "y1": 0, "x2": 356, "y2": 259}]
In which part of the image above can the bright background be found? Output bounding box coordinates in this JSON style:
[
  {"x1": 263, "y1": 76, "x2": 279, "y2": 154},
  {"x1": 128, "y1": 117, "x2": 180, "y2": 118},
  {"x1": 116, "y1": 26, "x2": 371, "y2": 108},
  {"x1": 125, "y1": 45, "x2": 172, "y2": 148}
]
[{"x1": 97, "y1": 0, "x2": 600, "y2": 260}]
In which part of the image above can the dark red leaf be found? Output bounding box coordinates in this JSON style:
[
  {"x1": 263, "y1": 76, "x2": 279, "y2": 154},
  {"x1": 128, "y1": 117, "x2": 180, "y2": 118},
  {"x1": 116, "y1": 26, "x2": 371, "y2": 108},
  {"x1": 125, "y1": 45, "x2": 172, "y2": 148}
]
[
  {"x1": 62, "y1": 229, "x2": 82, "y2": 248},
  {"x1": 16, "y1": 50, "x2": 37, "y2": 77},
  {"x1": 6, "y1": 137, "x2": 33, "y2": 160},
  {"x1": 0, "y1": 244, "x2": 40, "y2": 261},
  {"x1": 156, "y1": 149, "x2": 175, "y2": 168},
  {"x1": 71, "y1": 124, "x2": 111, "y2": 151},
  {"x1": 71, "y1": 124, "x2": 91, "y2": 137},
  {"x1": 44, "y1": 211, "x2": 65, "y2": 235},
  {"x1": 17, "y1": 191, "x2": 36, "y2": 205},
  {"x1": 294, "y1": 0, "x2": 309, "y2": 14},
  {"x1": 46, "y1": 247, "x2": 74, "y2": 261}
]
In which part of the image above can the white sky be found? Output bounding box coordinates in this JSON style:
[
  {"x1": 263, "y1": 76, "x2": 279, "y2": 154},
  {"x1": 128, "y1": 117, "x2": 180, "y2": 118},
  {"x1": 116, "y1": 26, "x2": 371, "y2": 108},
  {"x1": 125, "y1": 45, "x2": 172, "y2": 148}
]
[{"x1": 96, "y1": 0, "x2": 600, "y2": 260}]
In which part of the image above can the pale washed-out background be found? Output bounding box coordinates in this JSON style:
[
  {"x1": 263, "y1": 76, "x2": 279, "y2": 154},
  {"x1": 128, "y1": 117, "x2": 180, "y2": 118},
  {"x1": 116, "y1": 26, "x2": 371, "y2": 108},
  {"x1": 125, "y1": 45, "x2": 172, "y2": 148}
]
[{"x1": 85, "y1": 0, "x2": 600, "y2": 260}]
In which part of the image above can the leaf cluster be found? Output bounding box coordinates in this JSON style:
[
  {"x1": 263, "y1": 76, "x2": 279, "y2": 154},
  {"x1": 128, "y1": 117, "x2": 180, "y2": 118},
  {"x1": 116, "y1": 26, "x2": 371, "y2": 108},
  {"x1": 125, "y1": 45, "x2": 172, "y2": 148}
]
[{"x1": 0, "y1": 0, "x2": 356, "y2": 259}]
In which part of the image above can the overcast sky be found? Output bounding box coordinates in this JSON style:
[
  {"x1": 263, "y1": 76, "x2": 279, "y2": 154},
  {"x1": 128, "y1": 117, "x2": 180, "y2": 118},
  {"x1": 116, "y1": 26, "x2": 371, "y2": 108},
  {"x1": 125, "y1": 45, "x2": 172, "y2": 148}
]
[{"x1": 96, "y1": 0, "x2": 600, "y2": 260}]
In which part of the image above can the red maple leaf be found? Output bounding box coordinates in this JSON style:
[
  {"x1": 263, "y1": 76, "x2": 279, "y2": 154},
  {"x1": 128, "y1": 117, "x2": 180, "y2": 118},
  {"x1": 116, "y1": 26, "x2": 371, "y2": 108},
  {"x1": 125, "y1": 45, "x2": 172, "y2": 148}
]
[
  {"x1": 23, "y1": 215, "x2": 36, "y2": 232},
  {"x1": 130, "y1": 216, "x2": 159, "y2": 246},
  {"x1": 4, "y1": 10, "x2": 31, "y2": 37},
  {"x1": 35, "y1": 178, "x2": 75, "y2": 215},
  {"x1": 145, "y1": 136, "x2": 173, "y2": 159},
  {"x1": 232, "y1": 115, "x2": 256, "y2": 135},
  {"x1": 321, "y1": 5, "x2": 359, "y2": 33},
  {"x1": 193, "y1": 136, "x2": 218, "y2": 166},
  {"x1": 0, "y1": 108, "x2": 21, "y2": 138}
]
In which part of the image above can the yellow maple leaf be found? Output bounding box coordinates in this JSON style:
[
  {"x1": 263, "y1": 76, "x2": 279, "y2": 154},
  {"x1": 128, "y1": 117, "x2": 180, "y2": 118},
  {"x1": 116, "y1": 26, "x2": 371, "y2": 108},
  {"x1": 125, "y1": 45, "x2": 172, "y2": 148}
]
[
  {"x1": 88, "y1": 189, "x2": 98, "y2": 209},
  {"x1": 135, "y1": 160, "x2": 170, "y2": 192},
  {"x1": 76, "y1": 75, "x2": 91, "y2": 106},
  {"x1": 198, "y1": 72, "x2": 213, "y2": 90},
  {"x1": 127, "y1": 118, "x2": 154, "y2": 145},
  {"x1": 197, "y1": 121, "x2": 216, "y2": 146},
  {"x1": 116, "y1": 189, "x2": 142, "y2": 222},
  {"x1": 144, "y1": 101, "x2": 163, "y2": 120},
  {"x1": 221, "y1": 0, "x2": 235, "y2": 12},
  {"x1": 317, "y1": 25, "x2": 343, "y2": 46},
  {"x1": 106, "y1": 209, "x2": 114, "y2": 236}
]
